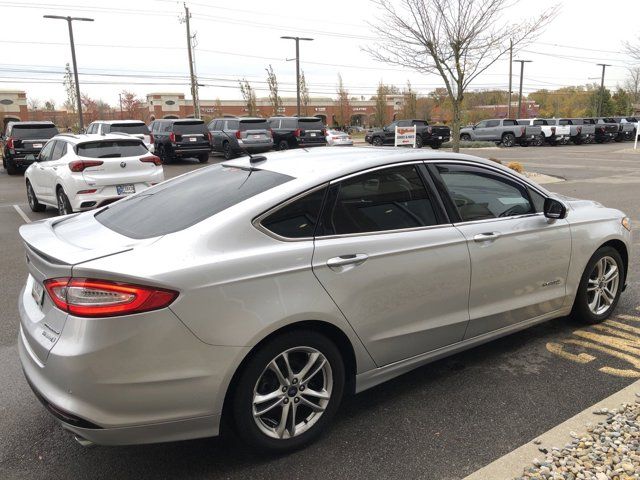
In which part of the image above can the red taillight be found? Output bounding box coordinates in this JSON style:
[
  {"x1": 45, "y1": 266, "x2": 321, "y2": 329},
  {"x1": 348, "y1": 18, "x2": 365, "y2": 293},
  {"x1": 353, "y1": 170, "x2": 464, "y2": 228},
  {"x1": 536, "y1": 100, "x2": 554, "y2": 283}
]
[
  {"x1": 235, "y1": 130, "x2": 242, "y2": 139},
  {"x1": 322, "y1": 129, "x2": 327, "y2": 136},
  {"x1": 427, "y1": 126, "x2": 432, "y2": 134},
  {"x1": 577, "y1": 126, "x2": 582, "y2": 134},
  {"x1": 269, "y1": 128, "x2": 274, "y2": 138},
  {"x1": 551, "y1": 126, "x2": 556, "y2": 135},
  {"x1": 207, "y1": 131, "x2": 212, "y2": 144},
  {"x1": 149, "y1": 133, "x2": 155, "y2": 144},
  {"x1": 169, "y1": 132, "x2": 176, "y2": 142},
  {"x1": 43, "y1": 277, "x2": 178, "y2": 318},
  {"x1": 140, "y1": 155, "x2": 162, "y2": 166},
  {"x1": 68, "y1": 160, "x2": 103, "y2": 172},
  {"x1": 6, "y1": 137, "x2": 14, "y2": 149},
  {"x1": 293, "y1": 128, "x2": 301, "y2": 137},
  {"x1": 520, "y1": 127, "x2": 526, "y2": 135},
  {"x1": 77, "y1": 189, "x2": 97, "y2": 194}
]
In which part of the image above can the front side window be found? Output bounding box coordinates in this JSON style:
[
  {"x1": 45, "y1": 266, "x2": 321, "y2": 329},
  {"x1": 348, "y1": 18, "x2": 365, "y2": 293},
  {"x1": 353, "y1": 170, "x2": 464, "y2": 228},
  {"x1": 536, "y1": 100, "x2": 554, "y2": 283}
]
[
  {"x1": 38, "y1": 140, "x2": 55, "y2": 161},
  {"x1": 475, "y1": 121, "x2": 487, "y2": 129},
  {"x1": 498, "y1": 120, "x2": 513, "y2": 126},
  {"x1": 320, "y1": 164, "x2": 439, "y2": 235},
  {"x1": 437, "y1": 164, "x2": 534, "y2": 222},
  {"x1": 261, "y1": 187, "x2": 327, "y2": 238},
  {"x1": 51, "y1": 141, "x2": 67, "y2": 160}
]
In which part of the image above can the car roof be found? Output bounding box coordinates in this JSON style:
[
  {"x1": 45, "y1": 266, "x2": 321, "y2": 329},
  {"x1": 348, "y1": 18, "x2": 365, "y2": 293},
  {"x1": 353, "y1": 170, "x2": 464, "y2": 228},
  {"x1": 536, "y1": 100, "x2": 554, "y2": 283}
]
[
  {"x1": 155, "y1": 118, "x2": 204, "y2": 123},
  {"x1": 8, "y1": 121, "x2": 56, "y2": 126},
  {"x1": 222, "y1": 146, "x2": 549, "y2": 193},
  {"x1": 93, "y1": 120, "x2": 146, "y2": 125},
  {"x1": 53, "y1": 133, "x2": 145, "y2": 145}
]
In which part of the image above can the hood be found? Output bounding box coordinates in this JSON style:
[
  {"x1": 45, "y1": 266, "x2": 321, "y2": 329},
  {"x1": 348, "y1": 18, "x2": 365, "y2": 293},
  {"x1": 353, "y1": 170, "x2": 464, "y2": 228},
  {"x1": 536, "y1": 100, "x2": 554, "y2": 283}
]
[{"x1": 553, "y1": 193, "x2": 603, "y2": 210}]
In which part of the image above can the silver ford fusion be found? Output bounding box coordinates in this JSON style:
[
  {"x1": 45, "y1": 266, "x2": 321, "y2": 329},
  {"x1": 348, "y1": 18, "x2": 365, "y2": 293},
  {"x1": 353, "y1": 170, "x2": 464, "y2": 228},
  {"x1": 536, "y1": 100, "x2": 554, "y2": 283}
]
[{"x1": 18, "y1": 147, "x2": 630, "y2": 452}]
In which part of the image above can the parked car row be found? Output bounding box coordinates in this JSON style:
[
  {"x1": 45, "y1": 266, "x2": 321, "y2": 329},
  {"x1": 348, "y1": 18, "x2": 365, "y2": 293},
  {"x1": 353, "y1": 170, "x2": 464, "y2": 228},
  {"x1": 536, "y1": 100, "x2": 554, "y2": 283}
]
[
  {"x1": 460, "y1": 117, "x2": 639, "y2": 147},
  {"x1": 365, "y1": 119, "x2": 451, "y2": 149}
]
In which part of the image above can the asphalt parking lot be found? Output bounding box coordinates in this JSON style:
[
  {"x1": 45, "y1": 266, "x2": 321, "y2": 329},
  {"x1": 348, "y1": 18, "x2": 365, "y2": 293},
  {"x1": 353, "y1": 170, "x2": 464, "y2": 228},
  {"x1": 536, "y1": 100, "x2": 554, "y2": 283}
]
[{"x1": 2, "y1": 143, "x2": 640, "y2": 480}]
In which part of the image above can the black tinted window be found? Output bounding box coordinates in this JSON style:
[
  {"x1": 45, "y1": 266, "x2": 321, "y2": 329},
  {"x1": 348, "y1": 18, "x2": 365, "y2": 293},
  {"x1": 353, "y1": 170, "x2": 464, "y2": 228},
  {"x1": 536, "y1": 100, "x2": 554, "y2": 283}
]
[
  {"x1": 282, "y1": 119, "x2": 298, "y2": 129},
  {"x1": 262, "y1": 187, "x2": 326, "y2": 238},
  {"x1": 173, "y1": 122, "x2": 206, "y2": 134},
  {"x1": 96, "y1": 165, "x2": 293, "y2": 239},
  {"x1": 240, "y1": 120, "x2": 269, "y2": 131},
  {"x1": 437, "y1": 165, "x2": 533, "y2": 221},
  {"x1": 109, "y1": 123, "x2": 149, "y2": 135},
  {"x1": 77, "y1": 140, "x2": 147, "y2": 158},
  {"x1": 321, "y1": 165, "x2": 439, "y2": 235},
  {"x1": 299, "y1": 118, "x2": 323, "y2": 129},
  {"x1": 38, "y1": 141, "x2": 55, "y2": 161},
  {"x1": 559, "y1": 119, "x2": 570, "y2": 125},
  {"x1": 11, "y1": 124, "x2": 58, "y2": 139},
  {"x1": 225, "y1": 120, "x2": 239, "y2": 130},
  {"x1": 486, "y1": 120, "x2": 500, "y2": 127},
  {"x1": 502, "y1": 120, "x2": 516, "y2": 126},
  {"x1": 51, "y1": 141, "x2": 67, "y2": 160}
]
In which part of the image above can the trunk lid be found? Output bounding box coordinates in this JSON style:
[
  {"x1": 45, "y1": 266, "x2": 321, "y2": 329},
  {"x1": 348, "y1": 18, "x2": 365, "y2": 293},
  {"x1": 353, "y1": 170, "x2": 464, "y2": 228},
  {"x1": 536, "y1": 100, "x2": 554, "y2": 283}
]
[{"x1": 81, "y1": 155, "x2": 157, "y2": 187}]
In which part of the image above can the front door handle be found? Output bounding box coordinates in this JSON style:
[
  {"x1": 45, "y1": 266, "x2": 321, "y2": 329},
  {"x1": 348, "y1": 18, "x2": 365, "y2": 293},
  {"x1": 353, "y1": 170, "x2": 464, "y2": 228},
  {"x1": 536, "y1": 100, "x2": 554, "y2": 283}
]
[
  {"x1": 327, "y1": 254, "x2": 369, "y2": 270},
  {"x1": 473, "y1": 232, "x2": 501, "y2": 242}
]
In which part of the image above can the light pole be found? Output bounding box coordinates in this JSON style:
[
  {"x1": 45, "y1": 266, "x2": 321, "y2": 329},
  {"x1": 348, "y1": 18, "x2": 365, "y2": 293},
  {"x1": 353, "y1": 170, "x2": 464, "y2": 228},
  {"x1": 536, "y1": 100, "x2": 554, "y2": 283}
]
[
  {"x1": 514, "y1": 59, "x2": 532, "y2": 118},
  {"x1": 44, "y1": 15, "x2": 94, "y2": 130},
  {"x1": 596, "y1": 63, "x2": 611, "y2": 117},
  {"x1": 281, "y1": 36, "x2": 313, "y2": 117}
]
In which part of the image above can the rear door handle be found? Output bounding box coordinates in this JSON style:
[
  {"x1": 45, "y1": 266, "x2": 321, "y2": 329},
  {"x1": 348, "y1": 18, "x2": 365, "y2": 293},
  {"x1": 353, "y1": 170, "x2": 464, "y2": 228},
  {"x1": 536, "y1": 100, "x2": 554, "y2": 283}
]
[
  {"x1": 327, "y1": 254, "x2": 369, "y2": 270},
  {"x1": 473, "y1": 232, "x2": 501, "y2": 242}
]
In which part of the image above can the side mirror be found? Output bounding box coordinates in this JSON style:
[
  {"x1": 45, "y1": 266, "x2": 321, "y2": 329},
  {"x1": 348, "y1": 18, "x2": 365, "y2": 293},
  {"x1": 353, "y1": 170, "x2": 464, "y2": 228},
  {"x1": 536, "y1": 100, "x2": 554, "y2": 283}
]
[{"x1": 544, "y1": 197, "x2": 567, "y2": 220}]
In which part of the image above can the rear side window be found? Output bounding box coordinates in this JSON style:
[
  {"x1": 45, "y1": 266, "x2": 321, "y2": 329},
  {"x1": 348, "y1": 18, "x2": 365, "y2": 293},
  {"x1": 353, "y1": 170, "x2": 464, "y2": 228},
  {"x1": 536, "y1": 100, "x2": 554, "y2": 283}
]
[
  {"x1": 77, "y1": 140, "x2": 147, "y2": 158},
  {"x1": 320, "y1": 164, "x2": 439, "y2": 235},
  {"x1": 173, "y1": 122, "x2": 206, "y2": 134},
  {"x1": 109, "y1": 123, "x2": 149, "y2": 135},
  {"x1": 261, "y1": 187, "x2": 327, "y2": 238},
  {"x1": 282, "y1": 118, "x2": 298, "y2": 129},
  {"x1": 239, "y1": 120, "x2": 269, "y2": 131},
  {"x1": 269, "y1": 118, "x2": 281, "y2": 128},
  {"x1": 559, "y1": 119, "x2": 570, "y2": 125},
  {"x1": 11, "y1": 124, "x2": 59, "y2": 139},
  {"x1": 502, "y1": 120, "x2": 516, "y2": 126},
  {"x1": 96, "y1": 165, "x2": 293, "y2": 239},
  {"x1": 486, "y1": 120, "x2": 500, "y2": 127},
  {"x1": 225, "y1": 120, "x2": 240, "y2": 130}
]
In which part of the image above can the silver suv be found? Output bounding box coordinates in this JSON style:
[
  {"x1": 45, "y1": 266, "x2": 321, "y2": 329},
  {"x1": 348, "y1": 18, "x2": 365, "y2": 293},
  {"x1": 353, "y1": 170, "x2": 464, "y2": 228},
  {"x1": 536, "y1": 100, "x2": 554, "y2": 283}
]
[{"x1": 208, "y1": 117, "x2": 273, "y2": 159}]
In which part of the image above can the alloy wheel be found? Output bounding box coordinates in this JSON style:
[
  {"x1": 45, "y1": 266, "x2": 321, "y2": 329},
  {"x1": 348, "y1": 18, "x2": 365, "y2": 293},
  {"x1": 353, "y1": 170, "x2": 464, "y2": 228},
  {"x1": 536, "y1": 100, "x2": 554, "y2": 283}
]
[
  {"x1": 57, "y1": 191, "x2": 69, "y2": 215},
  {"x1": 252, "y1": 346, "x2": 332, "y2": 440},
  {"x1": 587, "y1": 256, "x2": 620, "y2": 315},
  {"x1": 27, "y1": 183, "x2": 36, "y2": 209}
]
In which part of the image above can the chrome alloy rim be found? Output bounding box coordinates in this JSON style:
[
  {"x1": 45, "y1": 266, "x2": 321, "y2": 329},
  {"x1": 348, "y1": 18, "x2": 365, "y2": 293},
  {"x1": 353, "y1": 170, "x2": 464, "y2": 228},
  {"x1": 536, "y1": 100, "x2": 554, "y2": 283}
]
[
  {"x1": 57, "y1": 192, "x2": 68, "y2": 215},
  {"x1": 252, "y1": 346, "x2": 332, "y2": 440},
  {"x1": 587, "y1": 256, "x2": 620, "y2": 315},
  {"x1": 27, "y1": 184, "x2": 35, "y2": 208}
]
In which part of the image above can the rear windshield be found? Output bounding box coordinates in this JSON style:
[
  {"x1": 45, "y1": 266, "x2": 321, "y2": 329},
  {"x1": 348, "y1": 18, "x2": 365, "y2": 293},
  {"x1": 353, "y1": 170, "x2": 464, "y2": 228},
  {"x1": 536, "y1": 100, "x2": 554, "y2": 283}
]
[
  {"x1": 299, "y1": 118, "x2": 324, "y2": 129},
  {"x1": 533, "y1": 120, "x2": 546, "y2": 126},
  {"x1": 174, "y1": 122, "x2": 206, "y2": 134},
  {"x1": 559, "y1": 119, "x2": 571, "y2": 125},
  {"x1": 95, "y1": 165, "x2": 293, "y2": 239},
  {"x1": 110, "y1": 123, "x2": 149, "y2": 135},
  {"x1": 11, "y1": 124, "x2": 58, "y2": 139},
  {"x1": 240, "y1": 119, "x2": 269, "y2": 131},
  {"x1": 77, "y1": 140, "x2": 148, "y2": 158}
]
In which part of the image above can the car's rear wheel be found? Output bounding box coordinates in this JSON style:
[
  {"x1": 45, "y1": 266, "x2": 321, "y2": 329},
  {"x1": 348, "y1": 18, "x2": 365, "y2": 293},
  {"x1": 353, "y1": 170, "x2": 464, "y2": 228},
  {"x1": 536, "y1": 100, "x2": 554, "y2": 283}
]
[
  {"x1": 415, "y1": 135, "x2": 424, "y2": 148},
  {"x1": 198, "y1": 153, "x2": 209, "y2": 164},
  {"x1": 460, "y1": 133, "x2": 471, "y2": 142},
  {"x1": 56, "y1": 187, "x2": 73, "y2": 216},
  {"x1": 223, "y1": 142, "x2": 235, "y2": 160},
  {"x1": 231, "y1": 330, "x2": 345, "y2": 452},
  {"x1": 157, "y1": 145, "x2": 171, "y2": 164},
  {"x1": 430, "y1": 142, "x2": 441, "y2": 150},
  {"x1": 277, "y1": 140, "x2": 289, "y2": 151},
  {"x1": 26, "y1": 181, "x2": 45, "y2": 212},
  {"x1": 572, "y1": 246, "x2": 624, "y2": 324},
  {"x1": 502, "y1": 133, "x2": 516, "y2": 147},
  {"x1": 5, "y1": 158, "x2": 18, "y2": 175}
]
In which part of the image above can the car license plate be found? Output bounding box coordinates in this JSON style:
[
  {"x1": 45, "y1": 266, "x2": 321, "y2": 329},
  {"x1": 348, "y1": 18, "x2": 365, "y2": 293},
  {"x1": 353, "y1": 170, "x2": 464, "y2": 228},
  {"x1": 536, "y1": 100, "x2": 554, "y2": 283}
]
[
  {"x1": 251, "y1": 134, "x2": 263, "y2": 139},
  {"x1": 33, "y1": 143, "x2": 42, "y2": 148},
  {"x1": 117, "y1": 184, "x2": 135, "y2": 195},
  {"x1": 31, "y1": 280, "x2": 44, "y2": 306},
  {"x1": 189, "y1": 137, "x2": 197, "y2": 142},
  {"x1": 438, "y1": 136, "x2": 442, "y2": 139},
  {"x1": 310, "y1": 133, "x2": 316, "y2": 137}
]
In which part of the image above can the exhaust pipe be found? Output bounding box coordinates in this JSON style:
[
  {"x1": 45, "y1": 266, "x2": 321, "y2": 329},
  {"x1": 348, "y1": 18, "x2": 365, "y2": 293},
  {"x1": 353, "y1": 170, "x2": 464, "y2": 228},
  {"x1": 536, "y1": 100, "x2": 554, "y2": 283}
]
[{"x1": 74, "y1": 435, "x2": 96, "y2": 448}]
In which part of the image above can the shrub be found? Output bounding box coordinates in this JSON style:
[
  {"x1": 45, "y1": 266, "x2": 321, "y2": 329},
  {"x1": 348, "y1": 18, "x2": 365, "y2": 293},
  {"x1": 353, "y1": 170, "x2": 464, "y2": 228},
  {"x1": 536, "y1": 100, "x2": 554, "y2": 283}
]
[
  {"x1": 507, "y1": 161, "x2": 524, "y2": 173},
  {"x1": 488, "y1": 157, "x2": 502, "y2": 165}
]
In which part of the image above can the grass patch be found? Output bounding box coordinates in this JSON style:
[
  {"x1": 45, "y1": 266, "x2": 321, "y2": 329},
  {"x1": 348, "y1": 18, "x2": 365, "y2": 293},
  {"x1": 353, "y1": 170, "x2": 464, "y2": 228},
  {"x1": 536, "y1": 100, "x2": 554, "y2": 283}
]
[{"x1": 441, "y1": 140, "x2": 497, "y2": 148}]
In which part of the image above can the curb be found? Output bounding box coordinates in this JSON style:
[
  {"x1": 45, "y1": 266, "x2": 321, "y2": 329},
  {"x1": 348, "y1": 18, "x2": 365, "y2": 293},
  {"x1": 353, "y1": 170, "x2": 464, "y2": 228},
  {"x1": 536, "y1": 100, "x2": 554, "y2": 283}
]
[{"x1": 463, "y1": 378, "x2": 640, "y2": 480}]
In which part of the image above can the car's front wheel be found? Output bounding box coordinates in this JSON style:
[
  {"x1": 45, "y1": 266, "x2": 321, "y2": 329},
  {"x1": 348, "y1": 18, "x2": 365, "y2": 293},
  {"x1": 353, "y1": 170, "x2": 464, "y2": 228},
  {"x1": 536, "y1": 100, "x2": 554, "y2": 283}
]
[
  {"x1": 502, "y1": 133, "x2": 516, "y2": 147},
  {"x1": 26, "y1": 181, "x2": 45, "y2": 212},
  {"x1": 231, "y1": 330, "x2": 345, "y2": 452},
  {"x1": 572, "y1": 246, "x2": 624, "y2": 324}
]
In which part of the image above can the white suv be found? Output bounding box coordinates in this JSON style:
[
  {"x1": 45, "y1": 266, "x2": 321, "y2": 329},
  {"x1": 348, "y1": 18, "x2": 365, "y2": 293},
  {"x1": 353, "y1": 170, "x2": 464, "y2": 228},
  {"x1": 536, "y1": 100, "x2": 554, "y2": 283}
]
[
  {"x1": 86, "y1": 120, "x2": 153, "y2": 152},
  {"x1": 25, "y1": 133, "x2": 164, "y2": 216}
]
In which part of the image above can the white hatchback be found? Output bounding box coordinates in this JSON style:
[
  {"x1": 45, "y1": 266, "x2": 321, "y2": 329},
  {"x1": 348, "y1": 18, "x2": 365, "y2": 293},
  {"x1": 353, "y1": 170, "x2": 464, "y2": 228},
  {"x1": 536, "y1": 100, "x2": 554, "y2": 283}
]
[{"x1": 25, "y1": 133, "x2": 164, "y2": 215}]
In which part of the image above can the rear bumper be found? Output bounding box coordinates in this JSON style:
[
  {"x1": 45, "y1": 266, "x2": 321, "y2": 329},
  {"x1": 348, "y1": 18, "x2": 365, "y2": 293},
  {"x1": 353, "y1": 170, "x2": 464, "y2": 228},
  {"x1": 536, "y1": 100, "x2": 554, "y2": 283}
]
[{"x1": 69, "y1": 179, "x2": 163, "y2": 211}]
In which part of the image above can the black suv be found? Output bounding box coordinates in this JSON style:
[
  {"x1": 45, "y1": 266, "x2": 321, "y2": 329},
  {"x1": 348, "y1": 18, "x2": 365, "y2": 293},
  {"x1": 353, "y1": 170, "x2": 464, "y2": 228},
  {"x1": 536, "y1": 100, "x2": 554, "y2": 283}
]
[
  {"x1": 2, "y1": 121, "x2": 59, "y2": 174},
  {"x1": 208, "y1": 117, "x2": 274, "y2": 160},
  {"x1": 268, "y1": 117, "x2": 326, "y2": 150},
  {"x1": 148, "y1": 118, "x2": 211, "y2": 164}
]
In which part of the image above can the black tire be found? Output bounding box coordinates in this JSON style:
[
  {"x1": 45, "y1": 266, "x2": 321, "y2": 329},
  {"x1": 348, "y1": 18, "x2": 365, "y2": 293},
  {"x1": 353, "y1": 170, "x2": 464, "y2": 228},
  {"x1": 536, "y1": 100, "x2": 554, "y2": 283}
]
[
  {"x1": 56, "y1": 187, "x2": 73, "y2": 216},
  {"x1": 5, "y1": 158, "x2": 18, "y2": 175},
  {"x1": 198, "y1": 153, "x2": 209, "y2": 164},
  {"x1": 502, "y1": 133, "x2": 516, "y2": 147},
  {"x1": 415, "y1": 134, "x2": 424, "y2": 148},
  {"x1": 223, "y1": 142, "x2": 235, "y2": 160},
  {"x1": 277, "y1": 139, "x2": 289, "y2": 151},
  {"x1": 460, "y1": 134, "x2": 471, "y2": 142},
  {"x1": 157, "y1": 145, "x2": 171, "y2": 164},
  {"x1": 372, "y1": 136, "x2": 384, "y2": 147},
  {"x1": 430, "y1": 142, "x2": 441, "y2": 150},
  {"x1": 574, "y1": 136, "x2": 583, "y2": 145},
  {"x1": 231, "y1": 330, "x2": 345, "y2": 453},
  {"x1": 571, "y1": 246, "x2": 624, "y2": 325},
  {"x1": 26, "y1": 181, "x2": 45, "y2": 212}
]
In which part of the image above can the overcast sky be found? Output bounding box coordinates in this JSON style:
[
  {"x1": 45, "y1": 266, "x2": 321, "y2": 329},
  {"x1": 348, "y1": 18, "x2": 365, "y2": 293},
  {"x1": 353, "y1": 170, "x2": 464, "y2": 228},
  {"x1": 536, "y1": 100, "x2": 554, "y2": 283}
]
[{"x1": 1, "y1": 0, "x2": 639, "y2": 107}]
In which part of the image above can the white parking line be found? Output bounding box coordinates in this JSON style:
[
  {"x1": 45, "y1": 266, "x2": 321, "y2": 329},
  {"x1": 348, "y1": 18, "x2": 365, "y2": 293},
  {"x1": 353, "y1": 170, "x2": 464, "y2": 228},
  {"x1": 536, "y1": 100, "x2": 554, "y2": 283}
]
[{"x1": 12, "y1": 204, "x2": 31, "y2": 224}]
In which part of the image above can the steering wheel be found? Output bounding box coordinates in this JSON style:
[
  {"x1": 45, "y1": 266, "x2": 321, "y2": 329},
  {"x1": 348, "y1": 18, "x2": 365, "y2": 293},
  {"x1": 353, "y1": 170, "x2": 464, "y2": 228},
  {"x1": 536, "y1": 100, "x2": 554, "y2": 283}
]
[{"x1": 499, "y1": 205, "x2": 526, "y2": 217}]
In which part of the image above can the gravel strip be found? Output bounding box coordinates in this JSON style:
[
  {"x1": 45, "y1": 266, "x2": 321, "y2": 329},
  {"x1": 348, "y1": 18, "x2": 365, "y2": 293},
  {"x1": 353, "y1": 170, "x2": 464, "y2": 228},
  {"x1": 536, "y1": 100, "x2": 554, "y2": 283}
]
[{"x1": 515, "y1": 396, "x2": 640, "y2": 480}]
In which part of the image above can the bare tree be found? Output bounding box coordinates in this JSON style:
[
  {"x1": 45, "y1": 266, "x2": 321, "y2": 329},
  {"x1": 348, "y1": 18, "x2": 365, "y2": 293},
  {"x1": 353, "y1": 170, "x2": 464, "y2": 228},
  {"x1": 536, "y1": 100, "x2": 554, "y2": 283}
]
[
  {"x1": 62, "y1": 63, "x2": 77, "y2": 113},
  {"x1": 624, "y1": 66, "x2": 640, "y2": 104},
  {"x1": 265, "y1": 65, "x2": 282, "y2": 116},
  {"x1": 335, "y1": 74, "x2": 351, "y2": 128},
  {"x1": 366, "y1": 0, "x2": 555, "y2": 151},
  {"x1": 373, "y1": 81, "x2": 391, "y2": 127},
  {"x1": 300, "y1": 70, "x2": 311, "y2": 116},
  {"x1": 28, "y1": 98, "x2": 41, "y2": 111},
  {"x1": 239, "y1": 78, "x2": 257, "y2": 116}
]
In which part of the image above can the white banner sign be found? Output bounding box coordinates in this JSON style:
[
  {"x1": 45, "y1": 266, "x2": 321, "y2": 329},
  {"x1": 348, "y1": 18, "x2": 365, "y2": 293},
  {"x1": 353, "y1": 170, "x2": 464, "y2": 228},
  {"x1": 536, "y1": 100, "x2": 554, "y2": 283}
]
[{"x1": 395, "y1": 125, "x2": 416, "y2": 147}]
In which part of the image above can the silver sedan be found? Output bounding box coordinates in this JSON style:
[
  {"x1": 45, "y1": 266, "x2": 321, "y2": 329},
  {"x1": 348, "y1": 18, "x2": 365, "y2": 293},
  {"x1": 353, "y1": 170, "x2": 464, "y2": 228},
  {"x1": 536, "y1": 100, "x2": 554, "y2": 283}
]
[
  {"x1": 326, "y1": 129, "x2": 354, "y2": 146},
  {"x1": 18, "y1": 147, "x2": 631, "y2": 452}
]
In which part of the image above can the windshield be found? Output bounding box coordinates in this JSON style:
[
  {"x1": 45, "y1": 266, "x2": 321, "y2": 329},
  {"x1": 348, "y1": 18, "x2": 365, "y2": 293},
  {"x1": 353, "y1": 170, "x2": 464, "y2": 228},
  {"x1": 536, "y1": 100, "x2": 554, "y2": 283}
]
[
  {"x1": 77, "y1": 140, "x2": 148, "y2": 158},
  {"x1": 11, "y1": 124, "x2": 59, "y2": 139},
  {"x1": 174, "y1": 122, "x2": 207, "y2": 134},
  {"x1": 95, "y1": 164, "x2": 293, "y2": 239},
  {"x1": 110, "y1": 123, "x2": 149, "y2": 135}
]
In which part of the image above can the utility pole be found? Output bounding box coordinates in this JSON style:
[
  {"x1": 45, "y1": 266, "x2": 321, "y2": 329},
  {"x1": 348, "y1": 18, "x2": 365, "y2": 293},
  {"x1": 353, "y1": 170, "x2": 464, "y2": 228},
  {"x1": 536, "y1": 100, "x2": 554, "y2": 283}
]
[
  {"x1": 596, "y1": 63, "x2": 611, "y2": 117},
  {"x1": 507, "y1": 39, "x2": 513, "y2": 118},
  {"x1": 44, "y1": 14, "x2": 94, "y2": 130},
  {"x1": 182, "y1": 3, "x2": 199, "y2": 119},
  {"x1": 118, "y1": 93, "x2": 123, "y2": 120},
  {"x1": 281, "y1": 36, "x2": 314, "y2": 117},
  {"x1": 514, "y1": 59, "x2": 532, "y2": 118}
]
